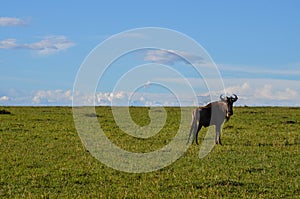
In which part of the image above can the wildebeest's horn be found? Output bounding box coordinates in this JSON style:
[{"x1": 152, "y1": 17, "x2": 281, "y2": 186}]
[
  {"x1": 232, "y1": 94, "x2": 238, "y2": 102},
  {"x1": 220, "y1": 94, "x2": 227, "y2": 101}
]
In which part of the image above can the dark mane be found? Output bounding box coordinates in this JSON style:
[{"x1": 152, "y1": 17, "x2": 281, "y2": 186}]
[{"x1": 203, "y1": 101, "x2": 225, "y2": 108}]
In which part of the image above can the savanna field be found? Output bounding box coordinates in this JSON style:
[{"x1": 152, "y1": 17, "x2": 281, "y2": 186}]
[{"x1": 0, "y1": 106, "x2": 299, "y2": 198}]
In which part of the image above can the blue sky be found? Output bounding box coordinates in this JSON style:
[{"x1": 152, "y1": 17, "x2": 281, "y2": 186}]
[{"x1": 1, "y1": 0, "x2": 300, "y2": 106}]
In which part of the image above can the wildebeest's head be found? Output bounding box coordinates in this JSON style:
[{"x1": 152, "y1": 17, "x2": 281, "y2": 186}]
[{"x1": 220, "y1": 94, "x2": 238, "y2": 119}]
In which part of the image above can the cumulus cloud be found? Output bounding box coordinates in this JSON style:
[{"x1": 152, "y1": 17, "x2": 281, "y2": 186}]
[
  {"x1": 0, "y1": 96, "x2": 9, "y2": 101},
  {"x1": 216, "y1": 82, "x2": 251, "y2": 101},
  {"x1": 0, "y1": 36, "x2": 75, "y2": 55},
  {"x1": 143, "y1": 49, "x2": 204, "y2": 66},
  {"x1": 0, "y1": 39, "x2": 18, "y2": 49},
  {"x1": 0, "y1": 17, "x2": 27, "y2": 26},
  {"x1": 224, "y1": 82, "x2": 250, "y2": 94},
  {"x1": 255, "y1": 84, "x2": 298, "y2": 100},
  {"x1": 1, "y1": 78, "x2": 300, "y2": 106},
  {"x1": 96, "y1": 91, "x2": 128, "y2": 105},
  {"x1": 231, "y1": 80, "x2": 299, "y2": 106},
  {"x1": 143, "y1": 80, "x2": 151, "y2": 88},
  {"x1": 32, "y1": 90, "x2": 72, "y2": 105},
  {"x1": 201, "y1": 78, "x2": 300, "y2": 106}
]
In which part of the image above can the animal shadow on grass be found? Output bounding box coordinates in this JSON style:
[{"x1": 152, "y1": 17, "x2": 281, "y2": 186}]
[
  {"x1": 0, "y1": 109, "x2": 11, "y2": 114},
  {"x1": 284, "y1": 120, "x2": 296, "y2": 124},
  {"x1": 191, "y1": 180, "x2": 259, "y2": 192}
]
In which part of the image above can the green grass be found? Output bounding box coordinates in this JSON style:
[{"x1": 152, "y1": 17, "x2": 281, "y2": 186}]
[{"x1": 0, "y1": 106, "x2": 299, "y2": 198}]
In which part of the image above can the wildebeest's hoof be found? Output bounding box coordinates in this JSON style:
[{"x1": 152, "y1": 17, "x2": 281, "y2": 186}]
[{"x1": 215, "y1": 140, "x2": 222, "y2": 145}]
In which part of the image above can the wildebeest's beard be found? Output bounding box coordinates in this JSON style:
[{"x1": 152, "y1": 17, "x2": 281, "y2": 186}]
[
  {"x1": 225, "y1": 109, "x2": 232, "y2": 121},
  {"x1": 225, "y1": 114, "x2": 230, "y2": 122}
]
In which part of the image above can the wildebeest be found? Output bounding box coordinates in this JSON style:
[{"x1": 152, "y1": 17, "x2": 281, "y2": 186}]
[{"x1": 187, "y1": 94, "x2": 238, "y2": 145}]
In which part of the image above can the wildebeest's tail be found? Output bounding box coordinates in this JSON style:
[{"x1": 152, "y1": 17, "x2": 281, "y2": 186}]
[{"x1": 187, "y1": 108, "x2": 200, "y2": 145}]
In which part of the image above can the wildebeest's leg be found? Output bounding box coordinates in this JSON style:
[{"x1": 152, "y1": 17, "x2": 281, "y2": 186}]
[
  {"x1": 187, "y1": 109, "x2": 200, "y2": 145},
  {"x1": 195, "y1": 124, "x2": 202, "y2": 145},
  {"x1": 215, "y1": 125, "x2": 222, "y2": 145},
  {"x1": 187, "y1": 109, "x2": 196, "y2": 144}
]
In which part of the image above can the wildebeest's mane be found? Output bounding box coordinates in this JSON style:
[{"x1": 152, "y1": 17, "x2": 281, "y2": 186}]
[{"x1": 202, "y1": 101, "x2": 226, "y2": 108}]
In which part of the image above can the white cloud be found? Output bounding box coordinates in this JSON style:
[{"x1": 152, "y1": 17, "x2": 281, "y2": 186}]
[
  {"x1": 143, "y1": 80, "x2": 151, "y2": 88},
  {"x1": 0, "y1": 36, "x2": 75, "y2": 55},
  {"x1": 96, "y1": 91, "x2": 128, "y2": 105},
  {"x1": 224, "y1": 82, "x2": 250, "y2": 94},
  {"x1": 1, "y1": 78, "x2": 300, "y2": 106},
  {"x1": 255, "y1": 84, "x2": 298, "y2": 100},
  {"x1": 0, "y1": 17, "x2": 27, "y2": 26},
  {"x1": 27, "y1": 36, "x2": 75, "y2": 55},
  {"x1": 220, "y1": 79, "x2": 300, "y2": 106},
  {"x1": 32, "y1": 90, "x2": 72, "y2": 105},
  {"x1": 0, "y1": 96, "x2": 9, "y2": 101},
  {"x1": 0, "y1": 39, "x2": 18, "y2": 49},
  {"x1": 143, "y1": 49, "x2": 204, "y2": 66}
]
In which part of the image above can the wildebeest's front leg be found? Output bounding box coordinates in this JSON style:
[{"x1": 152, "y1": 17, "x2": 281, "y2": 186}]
[
  {"x1": 195, "y1": 124, "x2": 202, "y2": 145},
  {"x1": 215, "y1": 125, "x2": 222, "y2": 145}
]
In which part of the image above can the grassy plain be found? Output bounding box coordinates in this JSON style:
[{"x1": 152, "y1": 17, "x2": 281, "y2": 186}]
[{"x1": 0, "y1": 106, "x2": 299, "y2": 198}]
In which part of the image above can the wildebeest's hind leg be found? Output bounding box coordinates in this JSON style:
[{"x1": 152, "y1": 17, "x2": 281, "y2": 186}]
[
  {"x1": 187, "y1": 110, "x2": 196, "y2": 144},
  {"x1": 187, "y1": 109, "x2": 200, "y2": 145},
  {"x1": 215, "y1": 125, "x2": 222, "y2": 145}
]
